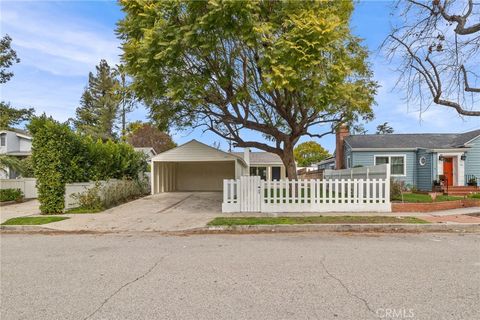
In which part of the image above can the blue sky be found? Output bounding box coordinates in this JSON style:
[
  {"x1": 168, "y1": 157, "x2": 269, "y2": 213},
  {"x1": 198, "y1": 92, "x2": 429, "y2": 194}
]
[{"x1": 1, "y1": 0, "x2": 478, "y2": 153}]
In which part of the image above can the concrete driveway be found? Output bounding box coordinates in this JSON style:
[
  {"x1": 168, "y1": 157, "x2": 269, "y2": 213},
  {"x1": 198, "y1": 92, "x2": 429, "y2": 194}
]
[
  {"x1": 0, "y1": 200, "x2": 41, "y2": 223},
  {"x1": 47, "y1": 192, "x2": 223, "y2": 232}
]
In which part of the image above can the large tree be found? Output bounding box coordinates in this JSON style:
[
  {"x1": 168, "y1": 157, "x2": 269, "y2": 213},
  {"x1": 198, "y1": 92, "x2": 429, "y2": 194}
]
[
  {"x1": 294, "y1": 141, "x2": 331, "y2": 167},
  {"x1": 115, "y1": 64, "x2": 138, "y2": 140},
  {"x1": 118, "y1": 0, "x2": 376, "y2": 178},
  {"x1": 126, "y1": 122, "x2": 176, "y2": 154},
  {"x1": 74, "y1": 60, "x2": 121, "y2": 140},
  {"x1": 386, "y1": 0, "x2": 480, "y2": 116}
]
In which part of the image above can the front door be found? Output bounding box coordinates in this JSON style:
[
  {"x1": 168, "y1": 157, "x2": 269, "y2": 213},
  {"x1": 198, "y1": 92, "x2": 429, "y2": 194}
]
[{"x1": 443, "y1": 158, "x2": 454, "y2": 186}]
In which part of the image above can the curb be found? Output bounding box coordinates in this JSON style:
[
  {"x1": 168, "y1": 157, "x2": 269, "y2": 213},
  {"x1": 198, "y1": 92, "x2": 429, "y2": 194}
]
[
  {"x1": 199, "y1": 223, "x2": 480, "y2": 234},
  {"x1": 0, "y1": 225, "x2": 56, "y2": 232}
]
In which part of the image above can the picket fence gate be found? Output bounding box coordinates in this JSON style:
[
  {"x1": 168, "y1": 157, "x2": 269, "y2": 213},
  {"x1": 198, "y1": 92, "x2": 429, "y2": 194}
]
[{"x1": 222, "y1": 176, "x2": 391, "y2": 213}]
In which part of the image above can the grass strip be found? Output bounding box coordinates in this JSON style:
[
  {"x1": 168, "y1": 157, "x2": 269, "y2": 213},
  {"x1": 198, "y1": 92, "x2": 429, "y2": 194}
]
[
  {"x1": 208, "y1": 216, "x2": 428, "y2": 226},
  {"x1": 1, "y1": 216, "x2": 69, "y2": 225}
]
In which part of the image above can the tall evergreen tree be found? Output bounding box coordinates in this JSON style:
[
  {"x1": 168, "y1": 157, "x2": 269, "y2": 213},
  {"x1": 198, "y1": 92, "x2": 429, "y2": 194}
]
[{"x1": 74, "y1": 60, "x2": 120, "y2": 140}]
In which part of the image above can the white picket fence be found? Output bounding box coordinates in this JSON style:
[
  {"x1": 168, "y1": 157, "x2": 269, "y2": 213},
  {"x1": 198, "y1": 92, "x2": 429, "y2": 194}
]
[{"x1": 222, "y1": 176, "x2": 391, "y2": 213}]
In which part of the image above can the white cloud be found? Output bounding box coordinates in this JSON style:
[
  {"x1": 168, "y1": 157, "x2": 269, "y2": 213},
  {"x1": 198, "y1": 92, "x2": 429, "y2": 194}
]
[{"x1": 1, "y1": 3, "x2": 121, "y2": 76}]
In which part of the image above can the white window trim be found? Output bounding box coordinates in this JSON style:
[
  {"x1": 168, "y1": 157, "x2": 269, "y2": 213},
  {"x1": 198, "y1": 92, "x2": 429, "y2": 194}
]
[
  {"x1": 346, "y1": 155, "x2": 351, "y2": 169},
  {"x1": 374, "y1": 154, "x2": 407, "y2": 177}
]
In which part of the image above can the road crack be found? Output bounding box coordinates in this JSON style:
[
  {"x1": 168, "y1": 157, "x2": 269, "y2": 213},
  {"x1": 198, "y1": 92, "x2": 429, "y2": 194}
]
[
  {"x1": 83, "y1": 254, "x2": 169, "y2": 320},
  {"x1": 320, "y1": 256, "x2": 375, "y2": 316}
]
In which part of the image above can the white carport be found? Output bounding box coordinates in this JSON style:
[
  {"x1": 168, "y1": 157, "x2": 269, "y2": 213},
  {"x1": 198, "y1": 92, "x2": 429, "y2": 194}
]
[{"x1": 151, "y1": 140, "x2": 247, "y2": 193}]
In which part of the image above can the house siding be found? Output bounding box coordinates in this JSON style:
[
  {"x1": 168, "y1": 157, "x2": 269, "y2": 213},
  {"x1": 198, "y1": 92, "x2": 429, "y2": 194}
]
[
  {"x1": 351, "y1": 151, "x2": 416, "y2": 186},
  {"x1": 416, "y1": 149, "x2": 434, "y2": 191},
  {"x1": 465, "y1": 136, "x2": 480, "y2": 179}
]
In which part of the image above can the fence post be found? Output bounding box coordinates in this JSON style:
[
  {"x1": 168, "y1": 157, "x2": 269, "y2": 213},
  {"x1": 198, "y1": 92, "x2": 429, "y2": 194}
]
[{"x1": 385, "y1": 164, "x2": 391, "y2": 203}]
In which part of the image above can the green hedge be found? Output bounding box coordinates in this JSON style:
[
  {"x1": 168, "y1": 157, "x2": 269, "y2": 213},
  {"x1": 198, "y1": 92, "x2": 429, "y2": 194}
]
[
  {"x1": 29, "y1": 116, "x2": 146, "y2": 214},
  {"x1": 0, "y1": 188, "x2": 24, "y2": 202}
]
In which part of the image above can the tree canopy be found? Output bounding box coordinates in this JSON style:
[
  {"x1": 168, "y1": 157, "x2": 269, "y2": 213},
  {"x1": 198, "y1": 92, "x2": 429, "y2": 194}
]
[
  {"x1": 117, "y1": 0, "x2": 377, "y2": 178},
  {"x1": 294, "y1": 141, "x2": 331, "y2": 167},
  {"x1": 0, "y1": 34, "x2": 34, "y2": 130},
  {"x1": 126, "y1": 122, "x2": 176, "y2": 154},
  {"x1": 386, "y1": 0, "x2": 480, "y2": 116},
  {"x1": 376, "y1": 122, "x2": 394, "y2": 135},
  {"x1": 0, "y1": 35, "x2": 19, "y2": 84},
  {"x1": 73, "y1": 60, "x2": 121, "y2": 140}
]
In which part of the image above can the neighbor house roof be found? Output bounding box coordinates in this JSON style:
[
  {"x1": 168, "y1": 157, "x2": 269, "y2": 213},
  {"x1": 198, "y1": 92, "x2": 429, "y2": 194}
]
[
  {"x1": 231, "y1": 151, "x2": 283, "y2": 165},
  {"x1": 152, "y1": 139, "x2": 247, "y2": 166},
  {"x1": 345, "y1": 129, "x2": 480, "y2": 150},
  {"x1": 0, "y1": 128, "x2": 32, "y2": 140},
  {"x1": 134, "y1": 147, "x2": 157, "y2": 156},
  {"x1": 316, "y1": 156, "x2": 335, "y2": 166}
]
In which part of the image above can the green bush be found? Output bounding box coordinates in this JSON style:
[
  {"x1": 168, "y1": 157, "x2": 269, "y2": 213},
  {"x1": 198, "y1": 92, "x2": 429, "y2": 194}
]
[
  {"x1": 0, "y1": 188, "x2": 24, "y2": 202},
  {"x1": 468, "y1": 193, "x2": 480, "y2": 199},
  {"x1": 71, "y1": 179, "x2": 148, "y2": 211},
  {"x1": 29, "y1": 115, "x2": 147, "y2": 214}
]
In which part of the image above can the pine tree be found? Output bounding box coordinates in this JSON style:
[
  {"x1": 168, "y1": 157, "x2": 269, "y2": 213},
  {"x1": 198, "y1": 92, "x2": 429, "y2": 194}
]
[{"x1": 74, "y1": 60, "x2": 120, "y2": 140}]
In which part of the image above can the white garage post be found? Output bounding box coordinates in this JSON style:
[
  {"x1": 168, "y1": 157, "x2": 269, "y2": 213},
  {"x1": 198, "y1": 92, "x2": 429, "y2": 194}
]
[{"x1": 151, "y1": 161, "x2": 155, "y2": 194}]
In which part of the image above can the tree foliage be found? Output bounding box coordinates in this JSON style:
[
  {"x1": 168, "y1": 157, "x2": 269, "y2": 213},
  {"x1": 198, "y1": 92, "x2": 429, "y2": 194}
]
[
  {"x1": 29, "y1": 115, "x2": 146, "y2": 214},
  {"x1": 126, "y1": 122, "x2": 176, "y2": 154},
  {"x1": 294, "y1": 141, "x2": 331, "y2": 167},
  {"x1": 0, "y1": 34, "x2": 19, "y2": 84},
  {"x1": 376, "y1": 122, "x2": 394, "y2": 134},
  {"x1": 386, "y1": 0, "x2": 480, "y2": 116},
  {"x1": 74, "y1": 60, "x2": 121, "y2": 140},
  {"x1": 117, "y1": 0, "x2": 377, "y2": 178},
  {"x1": 0, "y1": 103, "x2": 35, "y2": 129},
  {"x1": 0, "y1": 34, "x2": 34, "y2": 130}
]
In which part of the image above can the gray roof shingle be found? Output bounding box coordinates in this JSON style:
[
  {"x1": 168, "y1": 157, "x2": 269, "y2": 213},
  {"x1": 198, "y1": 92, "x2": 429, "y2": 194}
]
[
  {"x1": 231, "y1": 151, "x2": 283, "y2": 165},
  {"x1": 345, "y1": 129, "x2": 480, "y2": 149}
]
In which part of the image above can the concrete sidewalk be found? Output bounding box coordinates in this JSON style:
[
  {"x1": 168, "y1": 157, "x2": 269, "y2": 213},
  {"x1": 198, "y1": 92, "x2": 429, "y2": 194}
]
[
  {"x1": 0, "y1": 200, "x2": 41, "y2": 223},
  {"x1": 1, "y1": 194, "x2": 479, "y2": 233}
]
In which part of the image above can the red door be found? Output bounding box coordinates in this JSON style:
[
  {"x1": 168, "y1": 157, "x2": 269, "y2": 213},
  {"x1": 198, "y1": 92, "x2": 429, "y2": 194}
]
[{"x1": 443, "y1": 158, "x2": 453, "y2": 186}]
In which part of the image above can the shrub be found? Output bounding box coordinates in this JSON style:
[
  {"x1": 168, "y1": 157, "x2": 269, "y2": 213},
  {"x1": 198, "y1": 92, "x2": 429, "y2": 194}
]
[
  {"x1": 0, "y1": 188, "x2": 24, "y2": 202},
  {"x1": 390, "y1": 179, "x2": 406, "y2": 200},
  {"x1": 71, "y1": 179, "x2": 149, "y2": 212},
  {"x1": 29, "y1": 115, "x2": 147, "y2": 214},
  {"x1": 70, "y1": 182, "x2": 104, "y2": 211},
  {"x1": 468, "y1": 193, "x2": 480, "y2": 199}
]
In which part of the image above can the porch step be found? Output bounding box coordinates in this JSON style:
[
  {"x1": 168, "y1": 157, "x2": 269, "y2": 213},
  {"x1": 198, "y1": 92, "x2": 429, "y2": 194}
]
[{"x1": 444, "y1": 186, "x2": 478, "y2": 196}]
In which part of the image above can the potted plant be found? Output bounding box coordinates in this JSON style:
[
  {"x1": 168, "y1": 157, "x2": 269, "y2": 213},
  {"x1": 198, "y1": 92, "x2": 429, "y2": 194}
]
[{"x1": 467, "y1": 177, "x2": 477, "y2": 186}]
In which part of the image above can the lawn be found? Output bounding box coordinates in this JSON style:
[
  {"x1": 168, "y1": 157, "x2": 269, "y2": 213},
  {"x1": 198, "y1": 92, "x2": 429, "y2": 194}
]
[
  {"x1": 66, "y1": 207, "x2": 104, "y2": 214},
  {"x1": 208, "y1": 216, "x2": 428, "y2": 226},
  {"x1": 392, "y1": 193, "x2": 463, "y2": 203},
  {"x1": 1, "y1": 216, "x2": 69, "y2": 225}
]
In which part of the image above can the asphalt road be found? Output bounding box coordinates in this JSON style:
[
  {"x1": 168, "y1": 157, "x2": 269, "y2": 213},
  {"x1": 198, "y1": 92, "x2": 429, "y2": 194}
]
[{"x1": 1, "y1": 232, "x2": 479, "y2": 320}]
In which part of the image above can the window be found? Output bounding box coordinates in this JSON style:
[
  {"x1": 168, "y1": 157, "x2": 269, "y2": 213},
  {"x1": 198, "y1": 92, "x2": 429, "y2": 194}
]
[
  {"x1": 0, "y1": 134, "x2": 5, "y2": 146},
  {"x1": 346, "y1": 156, "x2": 352, "y2": 169},
  {"x1": 374, "y1": 155, "x2": 406, "y2": 176},
  {"x1": 271, "y1": 166, "x2": 281, "y2": 180},
  {"x1": 250, "y1": 166, "x2": 267, "y2": 180}
]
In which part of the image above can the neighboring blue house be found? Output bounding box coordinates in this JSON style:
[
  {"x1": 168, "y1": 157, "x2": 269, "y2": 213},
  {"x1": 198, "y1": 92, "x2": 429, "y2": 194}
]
[{"x1": 331, "y1": 127, "x2": 480, "y2": 191}]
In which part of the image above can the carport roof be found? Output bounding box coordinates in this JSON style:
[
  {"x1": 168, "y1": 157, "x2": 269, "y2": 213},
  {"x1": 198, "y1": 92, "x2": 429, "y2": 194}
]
[{"x1": 152, "y1": 139, "x2": 247, "y2": 166}]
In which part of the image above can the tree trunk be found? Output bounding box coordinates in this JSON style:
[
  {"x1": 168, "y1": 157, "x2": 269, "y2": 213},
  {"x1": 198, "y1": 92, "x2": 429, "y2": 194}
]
[{"x1": 282, "y1": 146, "x2": 297, "y2": 180}]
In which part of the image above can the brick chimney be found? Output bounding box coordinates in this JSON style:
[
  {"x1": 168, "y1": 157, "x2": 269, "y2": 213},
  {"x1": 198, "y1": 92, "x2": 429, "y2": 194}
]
[{"x1": 335, "y1": 124, "x2": 349, "y2": 169}]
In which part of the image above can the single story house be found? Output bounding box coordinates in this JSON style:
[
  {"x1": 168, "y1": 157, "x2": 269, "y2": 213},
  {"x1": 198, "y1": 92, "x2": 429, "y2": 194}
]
[
  {"x1": 0, "y1": 129, "x2": 32, "y2": 179},
  {"x1": 150, "y1": 139, "x2": 286, "y2": 193},
  {"x1": 333, "y1": 126, "x2": 480, "y2": 191},
  {"x1": 316, "y1": 156, "x2": 335, "y2": 170}
]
